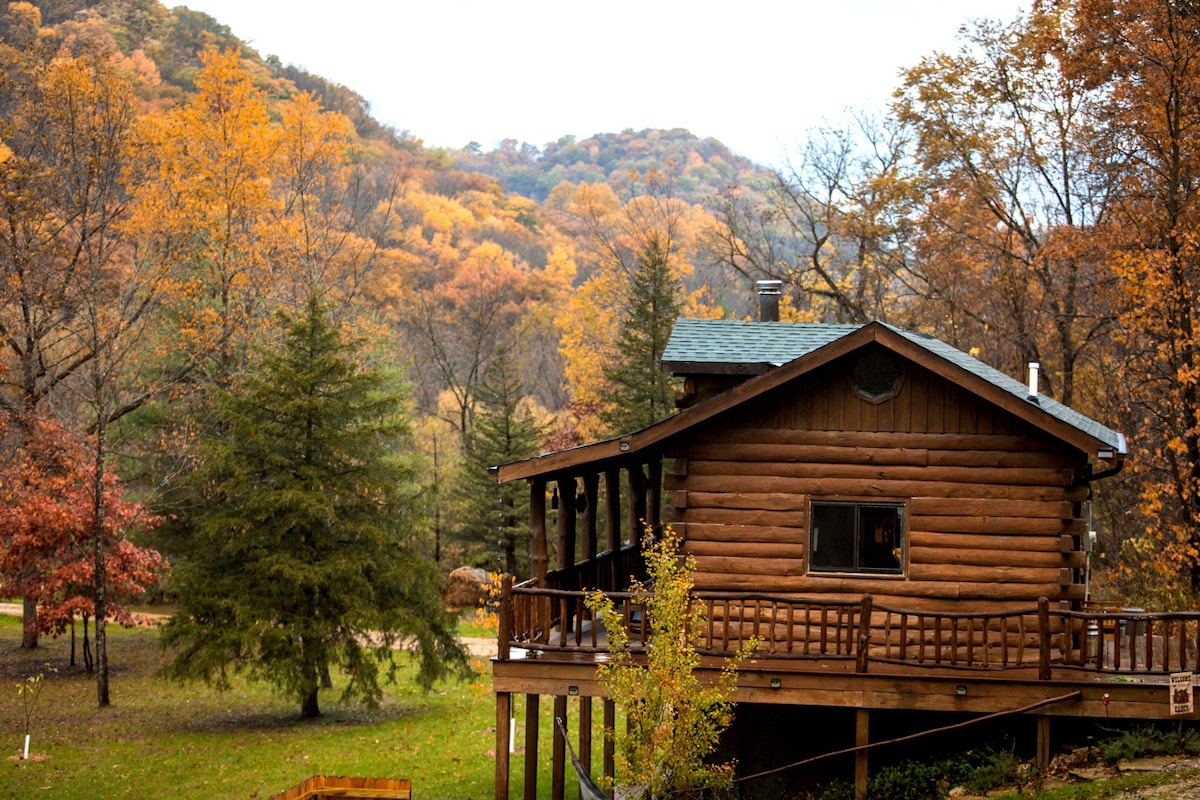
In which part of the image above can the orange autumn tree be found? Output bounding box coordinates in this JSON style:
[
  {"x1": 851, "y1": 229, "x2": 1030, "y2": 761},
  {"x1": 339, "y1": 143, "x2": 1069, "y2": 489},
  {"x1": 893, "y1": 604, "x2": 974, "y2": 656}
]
[
  {"x1": 0, "y1": 12, "x2": 155, "y2": 651},
  {"x1": 1062, "y1": 0, "x2": 1200, "y2": 599},
  {"x1": 0, "y1": 417, "x2": 165, "y2": 666},
  {"x1": 554, "y1": 170, "x2": 720, "y2": 440},
  {"x1": 896, "y1": 7, "x2": 1118, "y2": 406},
  {"x1": 133, "y1": 47, "x2": 280, "y2": 387},
  {"x1": 269, "y1": 89, "x2": 408, "y2": 313},
  {"x1": 376, "y1": 173, "x2": 574, "y2": 435}
]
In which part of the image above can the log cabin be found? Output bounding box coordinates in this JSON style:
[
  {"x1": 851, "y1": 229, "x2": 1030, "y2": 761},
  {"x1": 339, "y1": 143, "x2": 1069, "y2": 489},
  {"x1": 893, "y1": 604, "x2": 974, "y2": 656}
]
[{"x1": 489, "y1": 298, "x2": 1199, "y2": 800}]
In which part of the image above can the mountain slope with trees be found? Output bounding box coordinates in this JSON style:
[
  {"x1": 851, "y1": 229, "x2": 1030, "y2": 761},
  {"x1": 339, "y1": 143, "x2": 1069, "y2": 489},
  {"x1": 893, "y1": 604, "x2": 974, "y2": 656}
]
[
  {"x1": 451, "y1": 127, "x2": 773, "y2": 205},
  {"x1": 5, "y1": 0, "x2": 1200, "y2": 706}
]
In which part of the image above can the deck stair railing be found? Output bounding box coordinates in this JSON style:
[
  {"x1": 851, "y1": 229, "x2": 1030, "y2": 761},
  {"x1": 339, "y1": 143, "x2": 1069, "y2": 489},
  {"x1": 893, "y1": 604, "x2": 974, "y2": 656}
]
[{"x1": 501, "y1": 584, "x2": 1200, "y2": 680}]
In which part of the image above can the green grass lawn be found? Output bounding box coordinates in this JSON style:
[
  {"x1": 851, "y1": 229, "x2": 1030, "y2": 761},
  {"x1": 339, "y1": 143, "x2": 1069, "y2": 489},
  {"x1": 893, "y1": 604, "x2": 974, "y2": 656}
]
[{"x1": 0, "y1": 614, "x2": 575, "y2": 800}]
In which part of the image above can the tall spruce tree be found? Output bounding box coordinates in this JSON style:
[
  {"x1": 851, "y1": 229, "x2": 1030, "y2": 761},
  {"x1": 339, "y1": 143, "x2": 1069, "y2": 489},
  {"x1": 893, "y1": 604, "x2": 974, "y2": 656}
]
[
  {"x1": 600, "y1": 233, "x2": 683, "y2": 436},
  {"x1": 455, "y1": 349, "x2": 543, "y2": 577},
  {"x1": 160, "y1": 296, "x2": 464, "y2": 717}
]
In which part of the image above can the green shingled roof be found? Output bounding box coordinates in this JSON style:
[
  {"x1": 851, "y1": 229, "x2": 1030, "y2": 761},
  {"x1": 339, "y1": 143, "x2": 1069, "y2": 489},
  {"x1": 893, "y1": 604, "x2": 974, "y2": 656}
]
[
  {"x1": 663, "y1": 318, "x2": 1127, "y2": 457},
  {"x1": 663, "y1": 319, "x2": 860, "y2": 369}
]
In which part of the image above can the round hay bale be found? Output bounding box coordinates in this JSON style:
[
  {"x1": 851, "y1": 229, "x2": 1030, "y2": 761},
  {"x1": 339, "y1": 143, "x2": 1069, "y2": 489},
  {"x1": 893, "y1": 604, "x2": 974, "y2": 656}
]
[{"x1": 443, "y1": 566, "x2": 489, "y2": 609}]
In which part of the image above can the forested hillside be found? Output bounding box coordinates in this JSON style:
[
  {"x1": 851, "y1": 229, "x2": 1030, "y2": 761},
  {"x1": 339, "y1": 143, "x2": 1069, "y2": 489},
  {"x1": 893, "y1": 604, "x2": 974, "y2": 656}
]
[
  {"x1": 451, "y1": 128, "x2": 771, "y2": 205},
  {"x1": 4, "y1": 0, "x2": 1200, "y2": 673}
]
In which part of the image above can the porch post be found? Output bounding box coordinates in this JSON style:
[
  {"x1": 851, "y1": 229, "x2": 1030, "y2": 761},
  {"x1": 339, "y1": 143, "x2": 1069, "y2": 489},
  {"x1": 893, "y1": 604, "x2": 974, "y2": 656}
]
[
  {"x1": 557, "y1": 475, "x2": 577, "y2": 572},
  {"x1": 498, "y1": 573, "x2": 512, "y2": 661},
  {"x1": 605, "y1": 468, "x2": 622, "y2": 589},
  {"x1": 495, "y1": 691, "x2": 511, "y2": 800},
  {"x1": 628, "y1": 464, "x2": 647, "y2": 546},
  {"x1": 557, "y1": 476, "x2": 579, "y2": 636},
  {"x1": 647, "y1": 457, "x2": 662, "y2": 536},
  {"x1": 855, "y1": 708, "x2": 869, "y2": 800},
  {"x1": 582, "y1": 472, "x2": 599, "y2": 563},
  {"x1": 531, "y1": 478, "x2": 548, "y2": 582},
  {"x1": 604, "y1": 469, "x2": 621, "y2": 551}
]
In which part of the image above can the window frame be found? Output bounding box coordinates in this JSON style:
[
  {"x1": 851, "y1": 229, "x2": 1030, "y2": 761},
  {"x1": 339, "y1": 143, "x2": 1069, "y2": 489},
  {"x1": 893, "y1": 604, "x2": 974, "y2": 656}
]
[{"x1": 808, "y1": 499, "x2": 907, "y2": 577}]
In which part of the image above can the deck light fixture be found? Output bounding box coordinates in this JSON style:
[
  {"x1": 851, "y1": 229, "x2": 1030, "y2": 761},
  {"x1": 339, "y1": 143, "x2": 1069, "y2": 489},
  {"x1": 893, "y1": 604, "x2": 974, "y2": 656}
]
[
  {"x1": 956, "y1": 685, "x2": 967, "y2": 696},
  {"x1": 770, "y1": 678, "x2": 782, "y2": 689}
]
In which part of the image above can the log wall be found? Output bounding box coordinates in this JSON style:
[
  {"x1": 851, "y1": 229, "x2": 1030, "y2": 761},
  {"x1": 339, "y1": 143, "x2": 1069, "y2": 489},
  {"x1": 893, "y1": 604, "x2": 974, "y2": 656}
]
[{"x1": 664, "y1": 359, "x2": 1090, "y2": 609}]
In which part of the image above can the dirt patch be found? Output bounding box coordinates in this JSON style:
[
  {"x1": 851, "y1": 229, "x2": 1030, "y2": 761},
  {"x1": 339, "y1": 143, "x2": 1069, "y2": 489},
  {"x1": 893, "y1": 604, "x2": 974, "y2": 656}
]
[{"x1": 6, "y1": 753, "x2": 50, "y2": 763}]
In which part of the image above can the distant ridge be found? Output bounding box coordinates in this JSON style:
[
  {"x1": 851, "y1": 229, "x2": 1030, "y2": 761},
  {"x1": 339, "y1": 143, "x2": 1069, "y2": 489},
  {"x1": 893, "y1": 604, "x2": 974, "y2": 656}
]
[{"x1": 449, "y1": 127, "x2": 772, "y2": 205}]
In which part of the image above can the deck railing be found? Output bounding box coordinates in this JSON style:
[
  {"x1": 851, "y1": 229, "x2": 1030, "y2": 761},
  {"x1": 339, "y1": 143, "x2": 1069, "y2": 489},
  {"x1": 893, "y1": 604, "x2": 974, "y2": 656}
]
[{"x1": 500, "y1": 584, "x2": 1200, "y2": 679}]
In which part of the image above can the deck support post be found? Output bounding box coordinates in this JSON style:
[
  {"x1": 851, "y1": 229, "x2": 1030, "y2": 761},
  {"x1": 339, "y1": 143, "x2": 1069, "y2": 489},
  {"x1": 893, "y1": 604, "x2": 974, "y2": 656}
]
[
  {"x1": 603, "y1": 698, "x2": 616, "y2": 796},
  {"x1": 1036, "y1": 715, "x2": 1051, "y2": 772},
  {"x1": 855, "y1": 708, "x2": 869, "y2": 800},
  {"x1": 524, "y1": 694, "x2": 540, "y2": 800},
  {"x1": 553, "y1": 695, "x2": 568, "y2": 800},
  {"x1": 495, "y1": 692, "x2": 511, "y2": 800},
  {"x1": 579, "y1": 695, "x2": 593, "y2": 797}
]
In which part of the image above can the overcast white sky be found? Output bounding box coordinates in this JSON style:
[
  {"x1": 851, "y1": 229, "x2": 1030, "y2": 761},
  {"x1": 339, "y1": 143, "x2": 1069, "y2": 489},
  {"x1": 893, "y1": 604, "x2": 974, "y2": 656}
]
[{"x1": 182, "y1": 1, "x2": 1027, "y2": 167}]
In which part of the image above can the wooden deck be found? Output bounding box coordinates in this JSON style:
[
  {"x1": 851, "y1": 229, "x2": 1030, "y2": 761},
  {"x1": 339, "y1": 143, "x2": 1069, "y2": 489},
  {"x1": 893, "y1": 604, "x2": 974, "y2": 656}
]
[
  {"x1": 492, "y1": 579, "x2": 1200, "y2": 800},
  {"x1": 501, "y1": 581, "x2": 1200, "y2": 680}
]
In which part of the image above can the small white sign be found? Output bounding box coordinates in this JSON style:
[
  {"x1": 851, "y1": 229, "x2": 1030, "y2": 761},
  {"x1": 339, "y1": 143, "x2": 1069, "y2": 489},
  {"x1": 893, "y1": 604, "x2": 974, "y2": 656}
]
[{"x1": 1170, "y1": 672, "x2": 1194, "y2": 715}]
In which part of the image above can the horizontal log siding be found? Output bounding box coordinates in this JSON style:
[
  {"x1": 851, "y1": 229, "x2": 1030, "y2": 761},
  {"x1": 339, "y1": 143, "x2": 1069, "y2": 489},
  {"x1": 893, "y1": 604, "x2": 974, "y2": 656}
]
[{"x1": 664, "y1": 359, "x2": 1090, "y2": 609}]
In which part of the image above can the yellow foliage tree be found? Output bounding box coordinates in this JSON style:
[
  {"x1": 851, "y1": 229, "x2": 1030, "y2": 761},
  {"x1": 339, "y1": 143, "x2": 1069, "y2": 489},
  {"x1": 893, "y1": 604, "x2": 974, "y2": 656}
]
[
  {"x1": 555, "y1": 170, "x2": 713, "y2": 440},
  {"x1": 131, "y1": 48, "x2": 280, "y2": 383}
]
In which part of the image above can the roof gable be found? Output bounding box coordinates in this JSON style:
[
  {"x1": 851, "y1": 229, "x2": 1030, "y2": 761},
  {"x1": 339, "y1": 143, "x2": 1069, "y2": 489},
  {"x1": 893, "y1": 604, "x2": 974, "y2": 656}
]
[{"x1": 496, "y1": 320, "x2": 1126, "y2": 482}]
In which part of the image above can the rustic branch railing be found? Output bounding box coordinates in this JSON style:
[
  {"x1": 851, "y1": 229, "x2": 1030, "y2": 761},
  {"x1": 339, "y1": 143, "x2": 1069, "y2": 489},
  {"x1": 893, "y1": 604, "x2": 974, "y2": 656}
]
[
  {"x1": 1053, "y1": 608, "x2": 1200, "y2": 674},
  {"x1": 870, "y1": 605, "x2": 1040, "y2": 671},
  {"x1": 500, "y1": 585, "x2": 1200, "y2": 680},
  {"x1": 537, "y1": 545, "x2": 644, "y2": 597},
  {"x1": 699, "y1": 593, "x2": 863, "y2": 660}
]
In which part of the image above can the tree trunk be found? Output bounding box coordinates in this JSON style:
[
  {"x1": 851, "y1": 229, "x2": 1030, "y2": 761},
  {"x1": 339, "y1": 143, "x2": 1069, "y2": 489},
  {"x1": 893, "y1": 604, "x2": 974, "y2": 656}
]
[
  {"x1": 300, "y1": 633, "x2": 322, "y2": 717},
  {"x1": 83, "y1": 614, "x2": 93, "y2": 673},
  {"x1": 93, "y1": 423, "x2": 110, "y2": 708},
  {"x1": 21, "y1": 595, "x2": 38, "y2": 649},
  {"x1": 300, "y1": 686, "x2": 321, "y2": 718}
]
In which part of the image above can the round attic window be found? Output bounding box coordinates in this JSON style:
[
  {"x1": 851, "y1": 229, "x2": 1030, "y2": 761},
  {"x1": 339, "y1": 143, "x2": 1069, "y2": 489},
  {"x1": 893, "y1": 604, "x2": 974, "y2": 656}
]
[{"x1": 851, "y1": 350, "x2": 904, "y2": 403}]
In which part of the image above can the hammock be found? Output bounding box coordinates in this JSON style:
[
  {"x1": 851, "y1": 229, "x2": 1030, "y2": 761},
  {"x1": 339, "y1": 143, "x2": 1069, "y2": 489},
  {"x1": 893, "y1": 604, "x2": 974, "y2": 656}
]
[{"x1": 555, "y1": 717, "x2": 609, "y2": 800}]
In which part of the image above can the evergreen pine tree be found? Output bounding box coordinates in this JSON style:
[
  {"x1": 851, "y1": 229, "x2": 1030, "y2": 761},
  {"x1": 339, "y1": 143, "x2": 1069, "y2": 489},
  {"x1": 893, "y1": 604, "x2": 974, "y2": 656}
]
[
  {"x1": 600, "y1": 233, "x2": 683, "y2": 436},
  {"x1": 455, "y1": 349, "x2": 543, "y2": 577},
  {"x1": 160, "y1": 296, "x2": 464, "y2": 717}
]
